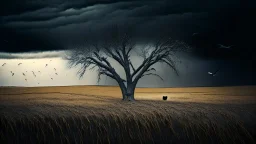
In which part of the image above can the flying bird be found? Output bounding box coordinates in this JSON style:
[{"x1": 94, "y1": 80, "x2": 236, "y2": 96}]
[
  {"x1": 18, "y1": 63, "x2": 22, "y2": 66},
  {"x1": 2, "y1": 63, "x2": 6, "y2": 66},
  {"x1": 45, "y1": 64, "x2": 48, "y2": 67},
  {"x1": 218, "y1": 44, "x2": 234, "y2": 49},
  {"x1": 23, "y1": 73, "x2": 26, "y2": 76},
  {"x1": 208, "y1": 69, "x2": 220, "y2": 76},
  {"x1": 55, "y1": 73, "x2": 58, "y2": 75},
  {"x1": 192, "y1": 33, "x2": 199, "y2": 36}
]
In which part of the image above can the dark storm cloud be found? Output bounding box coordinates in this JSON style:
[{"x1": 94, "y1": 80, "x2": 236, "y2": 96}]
[
  {"x1": 1, "y1": 0, "x2": 255, "y2": 61},
  {"x1": 0, "y1": 51, "x2": 65, "y2": 59},
  {"x1": 0, "y1": 0, "x2": 115, "y2": 16},
  {"x1": 0, "y1": 26, "x2": 64, "y2": 53},
  {"x1": 1, "y1": 0, "x2": 240, "y2": 29}
]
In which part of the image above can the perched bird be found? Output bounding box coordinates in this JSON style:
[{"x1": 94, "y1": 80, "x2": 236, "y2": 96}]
[
  {"x1": 12, "y1": 73, "x2": 14, "y2": 76},
  {"x1": 2, "y1": 63, "x2": 6, "y2": 66},
  {"x1": 208, "y1": 69, "x2": 220, "y2": 76},
  {"x1": 163, "y1": 96, "x2": 168, "y2": 100},
  {"x1": 218, "y1": 44, "x2": 234, "y2": 49},
  {"x1": 18, "y1": 63, "x2": 22, "y2": 66}
]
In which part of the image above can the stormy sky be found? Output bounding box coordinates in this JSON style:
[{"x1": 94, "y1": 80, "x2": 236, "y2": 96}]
[{"x1": 0, "y1": 0, "x2": 256, "y2": 87}]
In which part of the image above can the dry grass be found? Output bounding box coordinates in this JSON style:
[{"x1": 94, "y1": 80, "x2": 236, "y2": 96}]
[{"x1": 0, "y1": 85, "x2": 256, "y2": 144}]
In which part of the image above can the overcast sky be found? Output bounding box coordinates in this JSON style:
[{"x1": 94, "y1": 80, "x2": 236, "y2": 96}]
[{"x1": 0, "y1": 0, "x2": 255, "y2": 87}]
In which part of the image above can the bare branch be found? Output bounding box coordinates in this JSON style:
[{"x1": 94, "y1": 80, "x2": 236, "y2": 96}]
[
  {"x1": 89, "y1": 65, "x2": 98, "y2": 70},
  {"x1": 102, "y1": 45, "x2": 125, "y2": 67},
  {"x1": 145, "y1": 68, "x2": 156, "y2": 73},
  {"x1": 129, "y1": 60, "x2": 136, "y2": 72},
  {"x1": 159, "y1": 58, "x2": 179, "y2": 76},
  {"x1": 97, "y1": 67, "x2": 117, "y2": 84},
  {"x1": 131, "y1": 51, "x2": 155, "y2": 78},
  {"x1": 141, "y1": 73, "x2": 164, "y2": 81},
  {"x1": 126, "y1": 42, "x2": 136, "y2": 55}
]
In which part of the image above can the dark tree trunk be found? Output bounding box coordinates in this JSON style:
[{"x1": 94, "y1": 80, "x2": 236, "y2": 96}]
[
  {"x1": 119, "y1": 85, "x2": 127, "y2": 100},
  {"x1": 117, "y1": 77, "x2": 137, "y2": 101},
  {"x1": 123, "y1": 82, "x2": 136, "y2": 101},
  {"x1": 116, "y1": 80, "x2": 127, "y2": 100}
]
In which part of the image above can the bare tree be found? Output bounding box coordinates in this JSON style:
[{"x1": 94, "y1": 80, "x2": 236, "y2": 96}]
[{"x1": 65, "y1": 26, "x2": 190, "y2": 101}]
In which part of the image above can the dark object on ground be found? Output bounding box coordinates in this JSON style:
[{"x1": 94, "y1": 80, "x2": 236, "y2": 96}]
[{"x1": 163, "y1": 96, "x2": 168, "y2": 100}]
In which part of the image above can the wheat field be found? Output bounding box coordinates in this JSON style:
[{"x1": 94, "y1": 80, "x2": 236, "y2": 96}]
[{"x1": 0, "y1": 85, "x2": 256, "y2": 144}]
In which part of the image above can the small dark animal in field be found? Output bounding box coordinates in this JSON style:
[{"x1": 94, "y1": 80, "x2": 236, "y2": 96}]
[{"x1": 163, "y1": 96, "x2": 168, "y2": 100}]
